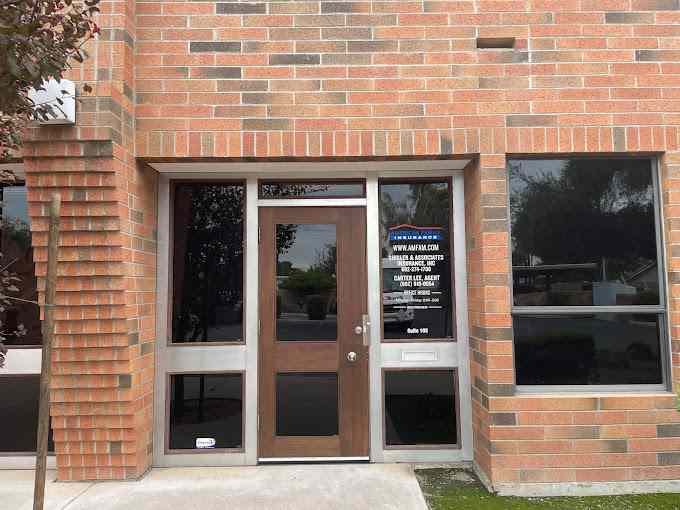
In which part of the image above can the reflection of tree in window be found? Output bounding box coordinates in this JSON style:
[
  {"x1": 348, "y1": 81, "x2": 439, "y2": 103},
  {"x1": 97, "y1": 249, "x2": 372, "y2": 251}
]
[
  {"x1": 0, "y1": 185, "x2": 40, "y2": 347},
  {"x1": 379, "y1": 182, "x2": 452, "y2": 339},
  {"x1": 510, "y1": 159, "x2": 658, "y2": 306},
  {"x1": 172, "y1": 184, "x2": 244, "y2": 342}
]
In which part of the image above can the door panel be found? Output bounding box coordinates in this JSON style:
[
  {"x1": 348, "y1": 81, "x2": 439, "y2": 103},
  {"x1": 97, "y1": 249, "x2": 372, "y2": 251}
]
[{"x1": 259, "y1": 207, "x2": 369, "y2": 458}]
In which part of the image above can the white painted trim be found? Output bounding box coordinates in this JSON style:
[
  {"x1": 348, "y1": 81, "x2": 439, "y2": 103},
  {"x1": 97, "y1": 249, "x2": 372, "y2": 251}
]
[
  {"x1": 453, "y1": 173, "x2": 473, "y2": 462},
  {"x1": 152, "y1": 175, "x2": 171, "y2": 466},
  {"x1": 365, "y1": 176, "x2": 384, "y2": 463},
  {"x1": 380, "y1": 343, "x2": 459, "y2": 368},
  {"x1": 494, "y1": 480, "x2": 680, "y2": 498},
  {"x1": 257, "y1": 198, "x2": 367, "y2": 208},
  {"x1": 244, "y1": 177, "x2": 259, "y2": 465},
  {"x1": 1, "y1": 348, "x2": 41, "y2": 374},
  {"x1": 0, "y1": 455, "x2": 56, "y2": 470}
]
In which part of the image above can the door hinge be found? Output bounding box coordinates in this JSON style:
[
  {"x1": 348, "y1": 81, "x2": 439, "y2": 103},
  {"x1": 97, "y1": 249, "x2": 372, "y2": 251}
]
[
  {"x1": 258, "y1": 319, "x2": 261, "y2": 336},
  {"x1": 257, "y1": 413, "x2": 260, "y2": 431},
  {"x1": 258, "y1": 226, "x2": 261, "y2": 244}
]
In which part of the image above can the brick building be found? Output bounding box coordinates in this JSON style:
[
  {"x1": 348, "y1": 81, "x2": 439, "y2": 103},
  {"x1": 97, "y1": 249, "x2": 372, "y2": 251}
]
[{"x1": 1, "y1": 0, "x2": 680, "y2": 496}]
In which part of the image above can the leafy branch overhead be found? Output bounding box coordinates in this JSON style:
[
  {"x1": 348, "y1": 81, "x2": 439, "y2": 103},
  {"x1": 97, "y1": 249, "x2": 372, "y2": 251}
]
[{"x1": 0, "y1": 0, "x2": 100, "y2": 159}]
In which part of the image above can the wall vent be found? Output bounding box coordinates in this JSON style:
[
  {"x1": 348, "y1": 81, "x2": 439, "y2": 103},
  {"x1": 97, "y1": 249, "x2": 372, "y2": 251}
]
[{"x1": 476, "y1": 37, "x2": 516, "y2": 49}]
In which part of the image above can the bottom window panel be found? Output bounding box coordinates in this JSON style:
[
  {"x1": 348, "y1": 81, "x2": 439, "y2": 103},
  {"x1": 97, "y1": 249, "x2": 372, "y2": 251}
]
[
  {"x1": 0, "y1": 375, "x2": 54, "y2": 453},
  {"x1": 513, "y1": 314, "x2": 664, "y2": 386},
  {"x1": 169, "y1": 373, "x2": 243, "y2": 450},
  {"x1": 384, "y1": 370, "x2": 458, "y2": 447},
  {"x1": 276, "y1": 372, "x2": 339, "y2": 437}
]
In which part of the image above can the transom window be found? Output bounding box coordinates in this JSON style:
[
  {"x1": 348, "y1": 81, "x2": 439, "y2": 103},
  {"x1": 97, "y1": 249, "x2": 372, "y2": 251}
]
[{"x1": 509, "y1": 158, "x2": 666, "y2": 387}]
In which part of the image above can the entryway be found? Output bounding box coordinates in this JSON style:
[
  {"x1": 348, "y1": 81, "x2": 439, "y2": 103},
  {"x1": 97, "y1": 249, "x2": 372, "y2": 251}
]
[
  {"x1": 150, "y1": 160, "x2": 474, "y2": 468},
  {"x1": 258, "y1": 207, "x2": 369, "y2": 460}
]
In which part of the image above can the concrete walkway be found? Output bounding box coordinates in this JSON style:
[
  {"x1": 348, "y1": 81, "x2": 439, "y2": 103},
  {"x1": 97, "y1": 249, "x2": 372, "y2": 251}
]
[{"x1": 1, "y1": 464, "x2": 429, "y2": 510}]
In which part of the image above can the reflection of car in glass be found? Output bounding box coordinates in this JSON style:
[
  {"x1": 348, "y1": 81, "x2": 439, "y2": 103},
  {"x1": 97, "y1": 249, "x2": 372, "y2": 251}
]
[{"x1": 383, "y1": 260, "x2": 414, "y2": 326}]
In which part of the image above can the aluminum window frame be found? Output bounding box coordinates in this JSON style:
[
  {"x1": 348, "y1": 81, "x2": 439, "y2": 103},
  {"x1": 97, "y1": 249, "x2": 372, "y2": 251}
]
[
  {"x1": 153, "y1": 161, "x2": 474, "y2": 467},
  {"x1": 508, "y1": 156, "x2": 671, "y2": 394},
  {"x1": 168, "y1": 180, "x2": 247, "y2": 346},
  {"x1": 377, "y1": 177, "x2": 457, "y2": 344}
]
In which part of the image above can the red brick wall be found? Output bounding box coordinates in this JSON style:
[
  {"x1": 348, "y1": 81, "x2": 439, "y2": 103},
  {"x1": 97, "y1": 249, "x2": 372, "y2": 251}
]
[{"x1": 19, "y1": 0, "x2": 680, "y2": 485}]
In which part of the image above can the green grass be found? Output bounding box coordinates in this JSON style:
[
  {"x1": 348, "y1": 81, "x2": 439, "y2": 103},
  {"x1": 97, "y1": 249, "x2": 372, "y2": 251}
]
[{"x1": 416, "y1": 468, "x2": 680, "y2": 510}]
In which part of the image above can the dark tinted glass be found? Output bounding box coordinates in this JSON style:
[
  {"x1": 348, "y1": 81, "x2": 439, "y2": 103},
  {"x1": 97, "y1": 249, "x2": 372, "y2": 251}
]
[
  {"x1": 172, "y1": 183, "x2": 244, "y2": 343},
  {"x1": 1, "y1": 186, "x2": 42, "y2": 346},
  {"x1": 0, "y1": 376, "x2": 53, "y2": 452},
  {"x1": 385, "y1": 370, "x2": 457, "y2": 446},
  {"x1": 276, "y1": 372, "x2": 338, "y2": 436},
  {"x1": 276, "y1": 224, "x2": 337, "y2": 341},
  {"x1": 514, "y1": 314, "x2": 663, "y2": 385},
  {"x1": 509, "y1": 159, "x2": 659, "y2": 307},
  {"x1": 380, "y1": 181, "x2": 453, "y2": 340},
  {"x1": 169, "y1": 373, "x2": 243, "y2": 449},
  {"x1": 260, "y1": 182, "x2": 364, "y2": 199}
]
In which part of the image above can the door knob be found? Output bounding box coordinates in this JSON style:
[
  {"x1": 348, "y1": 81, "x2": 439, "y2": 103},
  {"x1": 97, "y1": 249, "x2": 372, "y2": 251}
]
[
  {"x1": 346, "y1": 351, "x2": 357, "y2": 362},
  {"x1": 354, "y1": 326, "x2": 363, "y2": 335}
]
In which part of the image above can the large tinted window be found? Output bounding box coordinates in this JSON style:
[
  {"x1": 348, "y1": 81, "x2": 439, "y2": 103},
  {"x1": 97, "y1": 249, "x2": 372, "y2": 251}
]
[
  {"x1": 379, "y1": 181, "x2": 454, "y2": 340},
  {"x1": 509, "y1": 159, "x2": 658, "y2": 307},
  {"x1": 384, "y1": 370, "x2": 458, "y2": 446},
  {"x1": 514, "y1": 314, "x2": 663, "y2": 385},
  {"x1": 0, "y1": 185, "x2": 41, "y2": 346},
  {"x1": 172, "y1": 183, "x2": 244, "y2": 343},
  {"x1": 0, "y1": 376, "x2": 53, "y2": 452},
  {"x1": 509, "y1": 159, "x2": 665, "y2": 387}
]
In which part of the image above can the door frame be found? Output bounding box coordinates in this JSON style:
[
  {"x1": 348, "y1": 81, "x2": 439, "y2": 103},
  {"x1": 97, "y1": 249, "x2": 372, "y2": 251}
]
[{"x1": 153, "y1": 160, "x2": 473, "y2": 467}]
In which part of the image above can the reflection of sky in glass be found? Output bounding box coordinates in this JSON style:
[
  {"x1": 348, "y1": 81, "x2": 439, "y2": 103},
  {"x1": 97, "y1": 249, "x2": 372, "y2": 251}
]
[
  {"x1": 510, "y1": 159, "x2": 653, "y2": 211},
  {"x1": 278, "y1": 224, "x2": 336, "y2": 271},
  {"x1": 509, "y1": 160, "x2": 565, "y2": 196},
  {"x1": 2, "y1": 187, "x2": 30, "y2": 225}
]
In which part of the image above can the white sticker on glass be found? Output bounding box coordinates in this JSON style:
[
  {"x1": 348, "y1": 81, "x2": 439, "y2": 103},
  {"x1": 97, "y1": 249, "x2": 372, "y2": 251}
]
[{"x1": 195, "y1": 438, "x2": 216, "y2": 449}]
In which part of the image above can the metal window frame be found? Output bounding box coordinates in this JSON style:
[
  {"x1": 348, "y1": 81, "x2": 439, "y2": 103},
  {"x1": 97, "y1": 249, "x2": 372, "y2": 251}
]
[
  {"x1": 153, "y1": 162, "x2": 473, "y2": 467},
  {"x1": 0, "y1": 168, "x2": 55, "y2": 467},
  {"x1": 507, "y1": 157, "x2": 672, "y2": 394}
]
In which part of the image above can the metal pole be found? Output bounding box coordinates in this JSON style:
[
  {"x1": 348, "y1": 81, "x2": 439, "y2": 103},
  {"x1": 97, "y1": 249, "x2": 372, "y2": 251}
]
[{"x1": 33, "y1": 193, "x2": 61, "y2": 510}]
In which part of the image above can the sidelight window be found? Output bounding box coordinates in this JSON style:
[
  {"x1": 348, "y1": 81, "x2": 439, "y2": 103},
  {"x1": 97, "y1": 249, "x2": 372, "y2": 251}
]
[
  {"x1": 379, "y1": 180, "x2": 454, "y2": 341},
  {"x1": 171, "y1": 182, "x2": 245, "y2": 343}
]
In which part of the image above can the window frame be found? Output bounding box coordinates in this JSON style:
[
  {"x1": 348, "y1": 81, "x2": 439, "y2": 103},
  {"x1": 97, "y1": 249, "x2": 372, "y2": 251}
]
[
  {"x1": 382, "y1": 367, "x2": 461, "y2": 450},
  {"x1": 258, "y1": 179, "x2": 366, "y2": 200},
  {"x1": 378, "y1": 177, "x2": 457, "y2": 343},
  {"x1": 0, "y1": 181, "x2": 42, "y2": 349},
  {"x1": 507, "y1": 156, "x2": 671, "y2": 393},
  {"x1": 165, "y1": 370, "x2": 245, "y2": 454},
  {"x1": 169, "y1": 180, "x2": 247, "y2": 346}
]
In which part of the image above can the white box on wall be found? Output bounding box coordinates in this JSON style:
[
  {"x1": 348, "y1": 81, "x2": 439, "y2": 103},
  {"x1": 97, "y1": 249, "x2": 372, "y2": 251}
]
[{"x1": 28, "y1": 78, "x2": 76, "y2": 125}]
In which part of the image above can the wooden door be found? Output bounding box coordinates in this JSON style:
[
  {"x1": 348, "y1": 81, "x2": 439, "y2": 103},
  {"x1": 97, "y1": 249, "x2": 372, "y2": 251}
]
[{"x1": 258, "y1": 207, "x2": 369, "y2": 459}]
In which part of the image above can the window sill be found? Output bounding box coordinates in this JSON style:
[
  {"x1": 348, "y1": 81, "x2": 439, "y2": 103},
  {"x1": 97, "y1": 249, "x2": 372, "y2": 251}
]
[{"x1": 514, "y1": 384, "x2": 670, "y2": 396}]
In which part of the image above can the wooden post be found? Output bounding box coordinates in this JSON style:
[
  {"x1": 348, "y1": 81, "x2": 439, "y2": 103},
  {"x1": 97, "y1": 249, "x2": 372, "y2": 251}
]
[{"x1": 33, "y1": 194, "x2": 61, "y2": 510}]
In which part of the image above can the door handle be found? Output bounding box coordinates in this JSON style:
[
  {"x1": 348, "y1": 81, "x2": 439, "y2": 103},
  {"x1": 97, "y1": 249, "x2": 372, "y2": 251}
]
[{"x1": 361, "y1": 314, "x2": 371, "y2": 347}]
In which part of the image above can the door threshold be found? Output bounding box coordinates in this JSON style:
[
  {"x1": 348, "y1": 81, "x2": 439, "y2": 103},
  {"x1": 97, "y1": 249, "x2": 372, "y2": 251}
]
[{"x1": 258, "y1": 456, "x2": 370, "y2": 464}]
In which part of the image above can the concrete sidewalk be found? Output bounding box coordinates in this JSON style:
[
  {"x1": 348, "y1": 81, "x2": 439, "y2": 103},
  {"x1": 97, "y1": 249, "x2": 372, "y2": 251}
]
[{"x1": 1, "y1": 463, "x2": 429, "y2": 510}]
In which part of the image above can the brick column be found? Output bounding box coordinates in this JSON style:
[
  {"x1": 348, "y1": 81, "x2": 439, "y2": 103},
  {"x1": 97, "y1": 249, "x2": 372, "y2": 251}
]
[
  {"x1": 23, "y1": 142, "x2": 156, "y2": 481},
  {"x1": 465, "y1": 153, "x2": 514, "y2": 485}
]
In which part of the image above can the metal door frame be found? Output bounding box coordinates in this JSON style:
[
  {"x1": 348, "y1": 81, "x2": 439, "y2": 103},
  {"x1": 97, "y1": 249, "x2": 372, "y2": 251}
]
[{"x1": 153, "y1": 160, "x2": 473, "y2": 467}]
